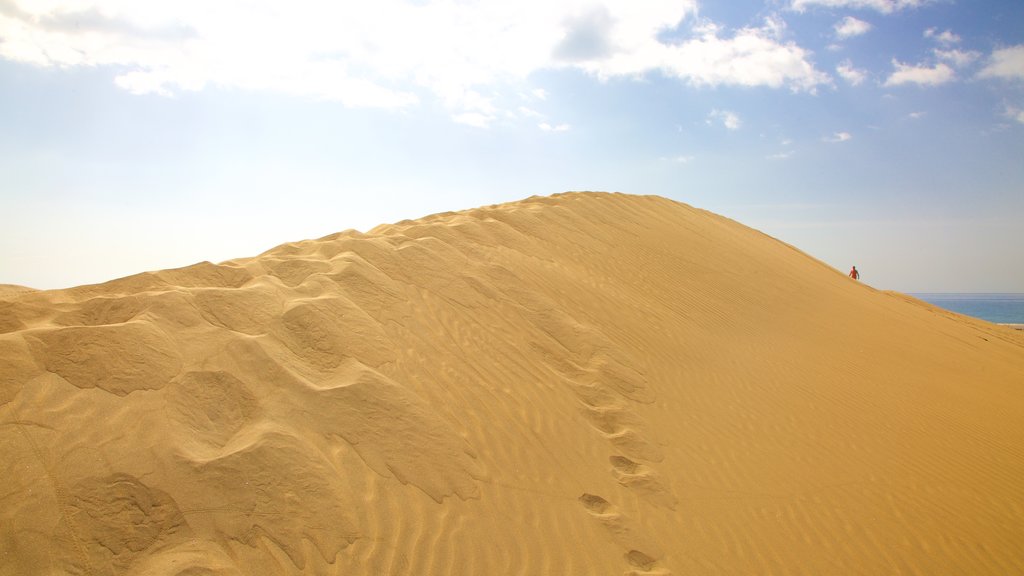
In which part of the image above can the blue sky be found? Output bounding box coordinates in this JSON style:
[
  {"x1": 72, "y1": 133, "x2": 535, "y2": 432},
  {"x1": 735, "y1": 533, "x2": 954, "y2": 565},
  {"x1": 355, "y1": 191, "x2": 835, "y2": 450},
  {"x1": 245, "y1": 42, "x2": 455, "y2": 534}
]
[{"x1": 1, "y1": 0, "x2": 1022, "y2": 292}]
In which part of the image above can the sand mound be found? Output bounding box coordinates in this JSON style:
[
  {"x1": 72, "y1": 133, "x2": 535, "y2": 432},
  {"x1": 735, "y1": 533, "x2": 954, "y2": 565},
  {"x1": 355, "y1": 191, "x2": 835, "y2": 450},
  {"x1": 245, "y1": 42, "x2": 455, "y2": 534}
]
[{"x1": 2, "y1": 192, "x2": 1023, "y2": 575}]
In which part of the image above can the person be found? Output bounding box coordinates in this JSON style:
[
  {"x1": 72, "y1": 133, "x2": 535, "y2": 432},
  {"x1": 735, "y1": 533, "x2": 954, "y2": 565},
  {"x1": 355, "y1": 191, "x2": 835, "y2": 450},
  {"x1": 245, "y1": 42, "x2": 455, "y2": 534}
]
[{"x1": 849, "y1": 265, "x2": 859, "y2": 280}]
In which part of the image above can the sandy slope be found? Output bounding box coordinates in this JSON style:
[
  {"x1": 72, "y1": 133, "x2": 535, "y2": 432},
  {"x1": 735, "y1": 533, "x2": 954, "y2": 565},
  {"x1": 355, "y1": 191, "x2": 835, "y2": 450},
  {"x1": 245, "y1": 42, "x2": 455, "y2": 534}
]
[{"x1": 2, "y1": 192, "x2": 1023, "y2": 575}]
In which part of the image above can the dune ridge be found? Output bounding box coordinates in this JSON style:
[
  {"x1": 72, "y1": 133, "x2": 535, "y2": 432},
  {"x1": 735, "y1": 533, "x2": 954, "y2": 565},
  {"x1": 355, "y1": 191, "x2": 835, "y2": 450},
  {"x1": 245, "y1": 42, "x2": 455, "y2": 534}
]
[{"x1": 2, "y1": 192, "x2": 1023, "y2": 575}]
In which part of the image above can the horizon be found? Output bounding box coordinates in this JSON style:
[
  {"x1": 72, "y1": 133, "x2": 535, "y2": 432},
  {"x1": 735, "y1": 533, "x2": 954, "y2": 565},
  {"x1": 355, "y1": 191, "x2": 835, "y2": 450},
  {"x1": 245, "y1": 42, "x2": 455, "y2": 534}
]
[
  {"x1": 2, "y1": 0, "x2": 1023, "y2": 293},
  {"x1": 4, "y1": 191, "x2": 1024, "y2": 295}
]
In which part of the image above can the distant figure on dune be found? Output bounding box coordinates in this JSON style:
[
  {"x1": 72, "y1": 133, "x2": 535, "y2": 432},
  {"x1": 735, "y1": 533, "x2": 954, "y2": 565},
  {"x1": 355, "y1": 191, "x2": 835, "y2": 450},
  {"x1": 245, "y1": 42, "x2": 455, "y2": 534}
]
[{"x1": 849, "y1": 265, "x2": 860, "y2": 280}]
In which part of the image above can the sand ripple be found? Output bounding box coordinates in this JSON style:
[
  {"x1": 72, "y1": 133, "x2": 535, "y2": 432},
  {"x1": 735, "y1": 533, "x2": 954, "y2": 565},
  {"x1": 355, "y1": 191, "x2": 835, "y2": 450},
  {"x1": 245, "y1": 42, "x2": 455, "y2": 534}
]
[{"x1": 2, "y1": 192, "x2": 1023, "y2": 574}]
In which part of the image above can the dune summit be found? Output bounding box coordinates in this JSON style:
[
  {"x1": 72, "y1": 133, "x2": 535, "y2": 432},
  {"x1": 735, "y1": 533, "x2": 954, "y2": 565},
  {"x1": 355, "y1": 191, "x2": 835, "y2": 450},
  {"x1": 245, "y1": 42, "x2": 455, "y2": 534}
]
[{"x1": 2, "y1": 192, "x2": 1023, "y2": 575}]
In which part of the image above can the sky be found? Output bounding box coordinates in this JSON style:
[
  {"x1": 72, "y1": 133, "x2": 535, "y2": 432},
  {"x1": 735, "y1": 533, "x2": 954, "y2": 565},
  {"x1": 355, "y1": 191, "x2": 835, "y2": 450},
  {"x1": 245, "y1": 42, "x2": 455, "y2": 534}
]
[{"x1": 1, "y1": 0, "x2": 1022, "y2": 293}]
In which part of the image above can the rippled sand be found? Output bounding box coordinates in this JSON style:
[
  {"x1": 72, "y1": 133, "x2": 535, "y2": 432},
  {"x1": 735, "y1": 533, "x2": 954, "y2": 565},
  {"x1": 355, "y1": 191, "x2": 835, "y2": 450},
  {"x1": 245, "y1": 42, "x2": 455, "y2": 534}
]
[{"x1": 3, "y1": 192, "x2": 1023, "y2": 575}]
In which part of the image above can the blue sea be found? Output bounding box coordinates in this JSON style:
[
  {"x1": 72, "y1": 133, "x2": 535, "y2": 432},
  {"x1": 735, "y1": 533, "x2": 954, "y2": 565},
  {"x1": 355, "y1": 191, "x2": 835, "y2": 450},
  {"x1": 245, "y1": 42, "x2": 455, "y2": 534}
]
[{"x1": 910, "y1": 293, "x2": 1024, "y2": 324}]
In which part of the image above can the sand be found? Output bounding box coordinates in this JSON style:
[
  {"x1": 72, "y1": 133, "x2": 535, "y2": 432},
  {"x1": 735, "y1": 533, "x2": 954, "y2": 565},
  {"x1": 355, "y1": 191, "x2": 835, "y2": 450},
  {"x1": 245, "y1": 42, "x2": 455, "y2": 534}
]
[{"x1": 2, "y1": 192, "x2": 1023, "y2": 575}]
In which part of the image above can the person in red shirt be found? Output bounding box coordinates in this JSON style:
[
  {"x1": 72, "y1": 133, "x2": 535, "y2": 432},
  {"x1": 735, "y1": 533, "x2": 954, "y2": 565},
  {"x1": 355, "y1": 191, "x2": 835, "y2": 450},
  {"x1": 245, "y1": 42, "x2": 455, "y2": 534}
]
[{"x1": 849, "y1": 265, "x2": 859, "y2": 280}]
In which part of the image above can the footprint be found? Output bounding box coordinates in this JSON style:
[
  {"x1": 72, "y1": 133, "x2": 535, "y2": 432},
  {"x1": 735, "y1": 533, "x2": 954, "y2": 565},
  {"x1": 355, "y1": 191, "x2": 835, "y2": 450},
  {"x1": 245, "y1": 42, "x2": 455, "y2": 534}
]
[
  {"x1": 608, "y1": 455, "x2": 678, "y2": 510},
  {"x1": 626, "y1": 549, "x2": 658, "y2": 570},
  {"x1": 610, "y1": 455, "x2": 640, "y2": 474},
  {"x1": 579, "y1": 493, "x2": 614, "y2": 514},
  {"x1": 572, "y1": 382, "x2": 621, "y2": 407},
  {"x1": 581, "y1": 403, "x2": 634, "y2": 435},
  {"x1": 605, "y1": 428, "x2": 664, "y2": 463},
  {"x1": 578, "y1": 493, "x2": 666, "y2": 573}
]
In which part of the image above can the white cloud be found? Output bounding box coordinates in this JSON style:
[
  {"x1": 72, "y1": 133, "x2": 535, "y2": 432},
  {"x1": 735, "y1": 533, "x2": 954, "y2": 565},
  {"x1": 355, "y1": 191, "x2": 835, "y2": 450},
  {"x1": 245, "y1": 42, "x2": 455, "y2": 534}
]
[
  {"x1": 538, "y1": 122, "x2": 571, "y2": 132},
  {"x1": 767, "y1": 150, "x2": 795, "y2": 159},
  {"x1": 834, "y1": 16, "x2": 871, "y2": 39},
  {"x1": 907, "y1": 111, "x2": 926, "y2": 119},
  {"x1": 875, "y1": 40, "x2": 973, "y2": 89},
  {"x1": 979, "y1": 45, "x2": 1024, "y2": 81},
  {"x1": 934, "y1": 48, "x2": 979, "y2": 68},
  {"x1": 884, "y1": 60, "x2": 955, "y2": 86},
  {"x1": 708, "y1": 109, "x2": 742, "y2": 130},
  {"x1": 664, "y1": 155, "x2": 695, "y2": 163},
  {"x1": 0, "y1": 1, "x2": 829, "y2": 124},
  {"x1": 517, "y1": 106, "x2": 544, "y2": 118},
  {"x1": 531, "y1": 88, "x2": 549, "y2": 100},
  {"x1": 823, "y1": 131, "x2": 852, "y2": 142},
  {"x1": 647, "y1": 18, "x2": 829, "y2": 92},
  {"x1": 924, "y1": 28, "x2": 960, "y2": 44},
  {"x1": 1005, "y1": 104, "x2": 1024, "y2": 124},
  {"x1": 791, "y1": 0, "x2": 927, "y2": 14},
  {"x1": 630, "y1": 16, "x2": 831, "y2": 91},
  {"x1": 836, "y1": 60, "x2": 867, "y2": 85},
  {"x1": 453, "y1": 112, "x2": 494, "y2": 128},
  {"x1": 554, "y1": 4, "x2": 615, "y2": 62}
]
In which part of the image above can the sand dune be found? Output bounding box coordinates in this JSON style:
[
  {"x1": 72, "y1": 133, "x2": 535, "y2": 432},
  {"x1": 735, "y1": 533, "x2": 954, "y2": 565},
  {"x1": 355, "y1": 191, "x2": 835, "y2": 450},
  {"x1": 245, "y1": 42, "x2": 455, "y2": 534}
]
[{"x1": 2, "y1": 192, "x2": 1023, "y2": 575}]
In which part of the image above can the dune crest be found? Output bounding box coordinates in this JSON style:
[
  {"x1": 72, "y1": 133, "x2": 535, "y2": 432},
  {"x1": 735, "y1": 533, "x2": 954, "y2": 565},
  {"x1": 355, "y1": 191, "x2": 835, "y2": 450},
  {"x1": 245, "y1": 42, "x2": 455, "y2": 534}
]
[{"x1": 2, "y1": 192, "x2": 1023, "y2": 575}]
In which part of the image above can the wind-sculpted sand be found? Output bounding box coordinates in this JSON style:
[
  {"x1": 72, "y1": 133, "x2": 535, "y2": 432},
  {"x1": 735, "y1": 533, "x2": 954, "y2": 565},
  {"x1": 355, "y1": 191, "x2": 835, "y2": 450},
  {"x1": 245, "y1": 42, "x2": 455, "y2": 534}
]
[{"x1": 2, "y1": 192, "x2": 1023, "y2": 575}]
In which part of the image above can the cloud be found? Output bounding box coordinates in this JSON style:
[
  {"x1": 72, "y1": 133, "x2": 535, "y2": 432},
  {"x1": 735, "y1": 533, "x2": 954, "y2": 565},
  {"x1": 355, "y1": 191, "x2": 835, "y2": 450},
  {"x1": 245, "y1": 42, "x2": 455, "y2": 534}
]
[
  {"x1": 924, "y1": 28, "x2": 960, "y2": 44},
  {"x1": 538, "y1": 122, "x2": 571, "y2": 132},
  {"x1": 823, "y1": 131, "x2": 852, "y2": 142},
  {"x1": 836, "y1": 60, "x2": 867, "y2": 85},
  {"x1": 1004, "y1": 104, "x2": 1024, "y2": 124},
  {"x1": 884, "y1": 60, "x2": 955, "y2": 86},
  {"x1": 834, "y1": 16, "x2": 871, "y2": 39},
  {"x1": 0, "y1": 0, "x2": 832, "y2": 124},
  {"x1": 554, "y1": 5, "x2": 615, "y2": 62},
  {"x1": 979, "y1": 45, "x2": 1024, "y2": 81},
  {"x1": 663, "y1": 155, "x2": 695, "y2": 163},
  {"x1": 917, "y1": 29, "x2": 978, "y2": 69},
  {"x1": 648, "y1": 18, "x2": 829, "y2": 91},
  {"x1": 934, "y1": 48, "x2": 979, "y2": 68},
  {"x1": 517, "y1": 106, "x2": 543, "y2": 118},
  {"x1": 876, "y1": 38, "x2": 975, "y2": 89},
  {"x1": 790, "y1": 0, "x2": 927, "y2": 14},
  {"x1": 0, "y1": 0, "x2": 424, "y2": 107},
  {"x1": 767, "y1": 150, "x2": 795, "y2": 159},
  {"x1": 453, "y1": 112, "x2": 495, "y2": 129},
  {"x1": 907, "y1": 111, "x2": 926, "y2": 119},
  {"x1": 708, "y1": 109, "x2": 742, "y2": 130}
]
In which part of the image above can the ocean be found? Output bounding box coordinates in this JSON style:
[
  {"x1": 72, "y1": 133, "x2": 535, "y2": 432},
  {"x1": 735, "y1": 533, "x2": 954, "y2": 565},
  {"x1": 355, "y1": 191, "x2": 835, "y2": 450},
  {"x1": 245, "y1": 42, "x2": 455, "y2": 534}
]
[{"x1": 910, "y1": 293, "x2": 1024, "y2": 325}]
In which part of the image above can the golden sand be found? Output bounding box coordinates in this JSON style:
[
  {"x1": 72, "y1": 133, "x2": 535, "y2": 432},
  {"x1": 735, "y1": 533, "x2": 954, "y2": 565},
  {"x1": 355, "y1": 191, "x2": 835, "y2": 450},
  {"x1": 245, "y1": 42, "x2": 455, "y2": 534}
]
[{"x1": 2, "y1": 192, "x2": 1023, "y2": 575}]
